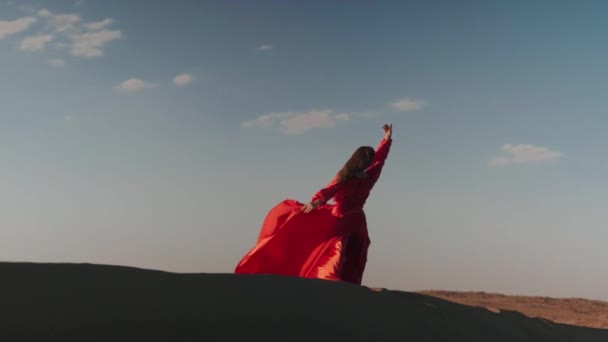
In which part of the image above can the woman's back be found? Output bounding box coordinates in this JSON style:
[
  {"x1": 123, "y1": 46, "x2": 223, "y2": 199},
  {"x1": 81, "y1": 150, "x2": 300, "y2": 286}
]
[
  {"x1": 332, "y1": 176, "x2": 373, "y2": 214},
  {"x1": 317, "y1": 137, "x2": 392, "y2": 216}
]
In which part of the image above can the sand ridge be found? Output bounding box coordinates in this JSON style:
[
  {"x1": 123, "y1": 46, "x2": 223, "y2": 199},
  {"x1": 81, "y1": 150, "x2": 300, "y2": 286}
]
[
  {"x1": 1, "y1": 262, "x2": 607, "y2": 341},
  {"x1": 420, "y1": 290, "x2": 608, "y2": 329}
]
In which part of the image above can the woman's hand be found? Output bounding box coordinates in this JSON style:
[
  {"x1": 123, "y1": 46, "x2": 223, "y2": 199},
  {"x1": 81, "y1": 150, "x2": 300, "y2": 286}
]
[
  {"x1": 383, "y1": 123, "x2": 392, "y2": 139},
  {"x1": 301, "y1": 200, "x2": 321, "y2": 213}
]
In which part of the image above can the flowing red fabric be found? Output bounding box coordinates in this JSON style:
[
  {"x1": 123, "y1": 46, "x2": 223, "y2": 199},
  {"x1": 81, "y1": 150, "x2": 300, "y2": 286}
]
[{"x1": 235, "y1": 138, "x2": 392, "y2": 285}]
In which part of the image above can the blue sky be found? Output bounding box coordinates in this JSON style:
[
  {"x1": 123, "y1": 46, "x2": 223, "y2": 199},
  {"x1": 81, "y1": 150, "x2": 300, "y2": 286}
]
[{"x1": 1, "y1": 0, "x2": 607, "y2": 300}]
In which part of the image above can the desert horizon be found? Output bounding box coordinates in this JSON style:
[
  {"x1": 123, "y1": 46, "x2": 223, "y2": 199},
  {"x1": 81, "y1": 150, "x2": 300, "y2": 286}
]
[{"x1": 2, "y1": 1, "x2": 607, "y2": 339}]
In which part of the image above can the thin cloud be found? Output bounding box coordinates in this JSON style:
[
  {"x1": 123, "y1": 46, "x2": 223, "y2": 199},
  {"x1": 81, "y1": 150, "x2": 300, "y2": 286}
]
[
  {"x1": 70, "y1": 29, "x2": 121, "y2": 57},
  {"x1": 20, "y1": 33, "x2": 53, "y2": 51},
  {"x1": 36, "y1": 9, "x2": 52, "y2": 16},
  {"x1": 173, "y1": 73, "x2": 193, "y2": 86},
  {"x1": 7, "y1": 8, "x2": 123, "y2": 59},
  {"x1": 0, "y1": 16, "x2": 36, "y2": 39},
  {"x1": 391, "y1": 98, "x2": 427, "y2": 112},
  {"x1": 242, "y1": 109, "x2": 350, "y2": 135},
  {"x1": 84, "y1": 18, "x2": 114, "y2": 30},
  {"x1": 242, "y1": 112, "x2": 291, "y2": 129},
  {"x1": 113, "y1": 78, "x2": 157, "y2": 93},
  {"x1": 489, "y1": 144, "x2": 562, "y2": 166},
  {"x1": 256, "y1": 44, "x2": 273, "y2": 51},
  {"x1": 38, "y1": 9, "x2": 81, "y2": 33}
]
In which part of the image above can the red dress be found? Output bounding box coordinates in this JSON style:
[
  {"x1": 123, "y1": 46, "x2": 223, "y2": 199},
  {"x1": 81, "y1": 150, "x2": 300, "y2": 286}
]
[{"x1": 234, "y1": 137, "x2": 392, "y2": 285}]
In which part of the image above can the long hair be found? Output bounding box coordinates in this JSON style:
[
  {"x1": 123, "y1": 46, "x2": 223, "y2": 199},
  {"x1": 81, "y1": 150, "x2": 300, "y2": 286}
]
[{"x1": 336, "y1": 146, "x2": 375, "y2": 183}]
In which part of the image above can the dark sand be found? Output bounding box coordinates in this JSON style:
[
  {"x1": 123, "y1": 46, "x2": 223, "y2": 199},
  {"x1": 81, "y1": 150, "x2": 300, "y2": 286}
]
[{"x1": 1, "y1": 262, "x2": 607, "y2": 341}]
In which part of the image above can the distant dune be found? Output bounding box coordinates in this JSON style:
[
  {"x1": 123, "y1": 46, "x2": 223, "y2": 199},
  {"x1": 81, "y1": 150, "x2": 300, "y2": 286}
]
[
  {"x1": 420, "y1": 290, "x2": 608, "y2": 329},
  {"x1": 1, "y1": 262, "x2": 607, "y2": 341}
]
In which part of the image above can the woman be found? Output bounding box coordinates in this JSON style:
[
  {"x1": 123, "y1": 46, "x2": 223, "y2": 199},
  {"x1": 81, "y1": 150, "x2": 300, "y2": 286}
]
[{"x1": 234, "y1": 124, "x2": 393, "y2": 285}]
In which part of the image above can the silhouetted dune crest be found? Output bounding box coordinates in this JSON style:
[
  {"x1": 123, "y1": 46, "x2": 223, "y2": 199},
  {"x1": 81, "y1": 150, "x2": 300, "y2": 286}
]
[{"x1": 1, "y1": 262, "x2": 606, "y2": 341}]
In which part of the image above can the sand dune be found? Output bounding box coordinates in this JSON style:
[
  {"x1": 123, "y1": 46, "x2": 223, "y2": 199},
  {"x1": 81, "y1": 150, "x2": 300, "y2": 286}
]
[
  {"x1": 1, "y1": 262, "x2": 607, "y2": 341},
  {"x1": 421, "y1": 290, "x2": 608, "y2": 329}
]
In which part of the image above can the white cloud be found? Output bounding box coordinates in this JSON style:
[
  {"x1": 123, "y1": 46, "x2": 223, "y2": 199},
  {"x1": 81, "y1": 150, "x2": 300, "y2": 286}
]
[
  {"x1": 25, "y1": 9, "x2": 121, "y2": 58},
  {"x1": 0, "y1": 16, "x2": 36, "y2": 39},
  {"x1": 19, "y1": 33, "x2": 53, "y2": 51},
  {"x1": 241, "y1": 112, "x2": 291, "y2": 129},
  {"x1": 256, "y1": 44, "x2": 273, "y2": 51},
  {"x1": 113, "y1": 78, "x2": 157, "y2": 93},
  {"x1": 173, "y1": 73, "x2": 193, "y2": 86},
  {"x1": 281, "y1": 111, "x2": 348, "y2": 134},
  {"x1": 48, "y1": 58, "x2": 65, "y2": 67},
  {"x1": 391, "y1": 98, "x2": 427, "y2": 112},
  {"x1": 489, "y1": 144, "x2": 562, "y2": 166},
  {"x1": 85, "y1": 18, "x2": 114, "y2": 31},
  {"x1": 37, "y1": 9, "x2": 82, "y2": 33},
  {"x1": 70, "y1": 29, "x2": 121, "y2": 57},
  {"x1": 242, "y1": 109, "x2": 350, "y2": 135},
  {"x1": 5, "y1": 9, "x2": 121, "y2": 61},
  {"x1": 54, "y1": 14, "x2": 81, "y2": 32}
]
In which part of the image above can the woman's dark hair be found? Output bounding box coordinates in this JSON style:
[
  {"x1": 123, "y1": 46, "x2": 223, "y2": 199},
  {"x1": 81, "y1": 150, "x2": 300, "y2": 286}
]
[{"x1": 336, "y1": 146, "x2": 375, "y2": 183}]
